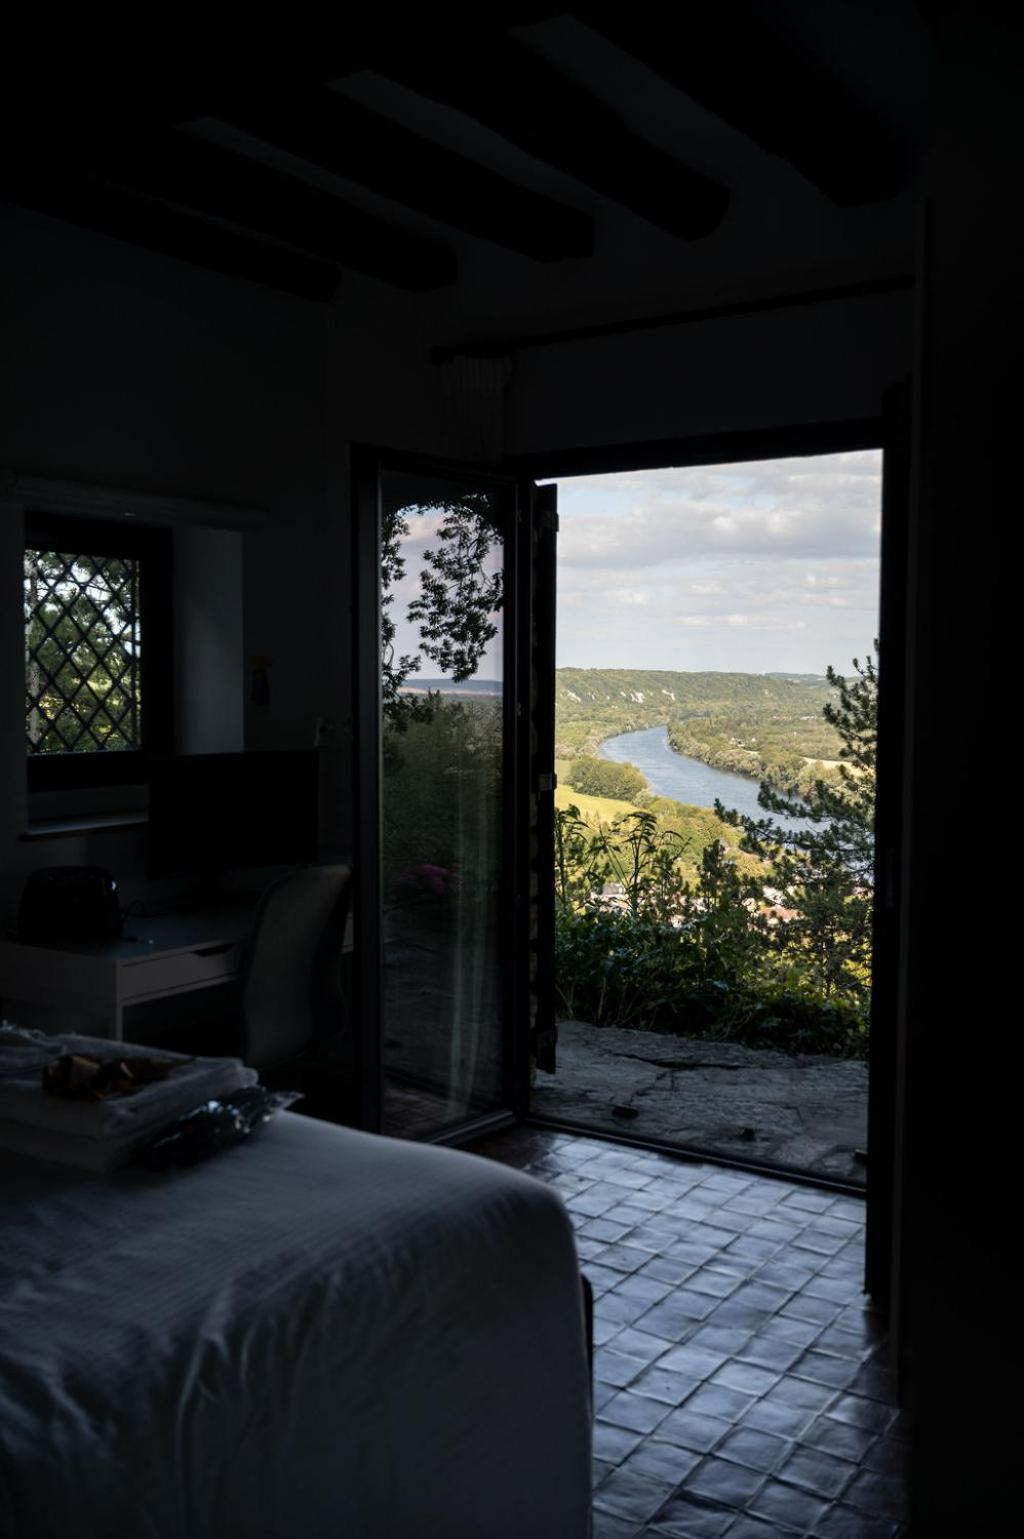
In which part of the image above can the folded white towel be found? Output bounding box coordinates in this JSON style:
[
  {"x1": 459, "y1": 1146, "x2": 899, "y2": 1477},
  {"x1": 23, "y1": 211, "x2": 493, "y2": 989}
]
[{"x1": 0, "y1": 1031, "x2": 257, "y2": 1142}]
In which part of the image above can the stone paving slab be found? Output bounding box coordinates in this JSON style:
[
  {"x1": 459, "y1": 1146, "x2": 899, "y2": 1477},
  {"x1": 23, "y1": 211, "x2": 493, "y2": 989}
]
[{"x1": 531, "y1": 1020, "x2": 868, "y2": 1185}]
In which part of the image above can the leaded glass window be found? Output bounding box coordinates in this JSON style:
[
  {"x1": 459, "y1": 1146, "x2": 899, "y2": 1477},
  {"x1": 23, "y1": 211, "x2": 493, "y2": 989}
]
[{"x1": 24, "y1": 546, "x2": 142, "y2": 755}]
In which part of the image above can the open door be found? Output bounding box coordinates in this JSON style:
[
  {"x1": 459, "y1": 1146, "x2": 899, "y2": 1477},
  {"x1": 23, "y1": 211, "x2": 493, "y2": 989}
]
[{"x1": 353, "y1": 447, "x2": 542, "y2": 1143}]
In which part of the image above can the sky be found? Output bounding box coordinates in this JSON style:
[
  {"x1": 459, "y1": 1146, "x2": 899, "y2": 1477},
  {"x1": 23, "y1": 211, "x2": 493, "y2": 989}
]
[
  {"x1": 388, "y1": 449, "x2": 881, "y2": 682},
  {"x1": 552, "y1": 450, "x2": 882, "y2": 675}
]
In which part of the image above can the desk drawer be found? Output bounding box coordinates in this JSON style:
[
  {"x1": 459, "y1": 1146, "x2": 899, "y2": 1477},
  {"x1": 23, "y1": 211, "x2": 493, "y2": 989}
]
[{"x1": 120, "y1": 941, "x2": 242, "y2": 1002}]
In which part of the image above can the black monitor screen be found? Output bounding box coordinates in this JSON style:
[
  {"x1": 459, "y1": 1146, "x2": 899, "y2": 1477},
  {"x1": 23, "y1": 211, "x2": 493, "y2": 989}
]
[{"x1": 148, "y1": 751, "x2": 318, "y2": 877}]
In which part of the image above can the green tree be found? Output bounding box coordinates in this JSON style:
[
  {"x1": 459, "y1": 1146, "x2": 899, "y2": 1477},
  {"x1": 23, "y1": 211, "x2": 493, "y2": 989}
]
[
  {"x1": 381, "y1": 492, "x2": 503, "y2": 731},
  {"x1": 564, "y1": 755, "x2": 648, "y2": 802},
  {"x1": 720, "y1": 645, "x2": 877, "y2": 1006}
]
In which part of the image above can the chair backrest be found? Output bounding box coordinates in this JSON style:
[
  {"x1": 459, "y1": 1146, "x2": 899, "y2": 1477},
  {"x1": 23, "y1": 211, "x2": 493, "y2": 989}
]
[{"x1": 240, "y1": 864, "x2": 351, "y2": 1071}]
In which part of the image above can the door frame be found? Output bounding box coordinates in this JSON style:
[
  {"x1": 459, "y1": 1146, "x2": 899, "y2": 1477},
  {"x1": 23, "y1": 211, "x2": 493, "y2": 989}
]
[{"x1": 508, "y1": 411, "x2": 909, "y2": 1296}]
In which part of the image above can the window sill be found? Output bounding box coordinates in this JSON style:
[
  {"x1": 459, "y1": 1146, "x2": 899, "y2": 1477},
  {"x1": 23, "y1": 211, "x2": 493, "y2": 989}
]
[{"x1": 20, "y1": 812, "x2": 149, "y2": 842}]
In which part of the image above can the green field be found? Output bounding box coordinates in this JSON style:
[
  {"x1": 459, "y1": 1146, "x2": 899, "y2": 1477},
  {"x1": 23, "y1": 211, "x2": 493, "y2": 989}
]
[{"x1": 554, "y1": 785, "x2": 637, "y2": 824}]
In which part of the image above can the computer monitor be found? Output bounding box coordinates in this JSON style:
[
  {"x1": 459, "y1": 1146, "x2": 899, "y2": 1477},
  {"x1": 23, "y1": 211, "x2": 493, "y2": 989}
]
[{"x1": 148, "y1": 751, "x2": 319, "y2": 878}]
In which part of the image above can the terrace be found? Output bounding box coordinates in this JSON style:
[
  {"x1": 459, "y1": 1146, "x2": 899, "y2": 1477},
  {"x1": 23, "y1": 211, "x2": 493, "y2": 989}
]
[{"x1": 531, "y1": 1021, "x2": 868, "y2": 1186}]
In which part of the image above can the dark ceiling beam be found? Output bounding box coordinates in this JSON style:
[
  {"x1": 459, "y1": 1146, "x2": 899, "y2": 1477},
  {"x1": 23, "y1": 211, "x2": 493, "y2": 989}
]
[
  {"x1": 47, "y1": 128, "x2": 457, "y2": 292},
  {"x1": 218, "y1": 89, "x2": 593, "y2": 262},
  {"x1": 576, "y1": 8, "x2": 909, "y2": 206},
  {"x1": 370, "y1": 26, "x2": 729, "y2": 240},
  {"x1": 0, "y1": 158, "x2": 341, "y2": 302}
]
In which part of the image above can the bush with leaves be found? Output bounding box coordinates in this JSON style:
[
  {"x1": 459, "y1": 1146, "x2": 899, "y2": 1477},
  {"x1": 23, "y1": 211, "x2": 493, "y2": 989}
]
[
  {"x1": 563, "y1": 756, "x2": 648, "y2": 803},
  {"x1": 553, "y1": 738, "x2": 872, "y2": 1057}
]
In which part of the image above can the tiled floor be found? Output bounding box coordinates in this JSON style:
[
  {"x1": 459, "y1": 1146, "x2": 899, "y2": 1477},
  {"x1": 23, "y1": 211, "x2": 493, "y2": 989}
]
[{"x1": 471, "y1": 1126, "x2": 906, "y2": 1539}]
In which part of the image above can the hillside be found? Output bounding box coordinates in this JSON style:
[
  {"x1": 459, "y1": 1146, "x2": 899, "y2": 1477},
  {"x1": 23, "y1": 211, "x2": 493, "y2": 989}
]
[{"x1": 556, "y1": 667, "x2": 842, "y2": 788}]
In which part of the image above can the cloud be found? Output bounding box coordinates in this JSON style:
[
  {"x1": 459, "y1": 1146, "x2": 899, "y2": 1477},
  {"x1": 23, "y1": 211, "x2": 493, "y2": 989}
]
[
  {"x1": 554, "y1": 451, "x2": 881, "y2": 673},
  {"x1": 555, "y1": 450, "x2": 882, "y2": 570}
]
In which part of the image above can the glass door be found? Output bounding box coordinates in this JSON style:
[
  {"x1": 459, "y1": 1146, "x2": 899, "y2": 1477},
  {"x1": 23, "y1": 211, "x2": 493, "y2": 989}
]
[{"x1": 353, "y1": 452, "x2": 526, "y2": 1141}]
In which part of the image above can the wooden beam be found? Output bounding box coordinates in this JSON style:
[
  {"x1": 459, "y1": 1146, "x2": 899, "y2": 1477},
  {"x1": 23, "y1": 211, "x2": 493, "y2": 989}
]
[
  {"x1": 372, "y1": 26, "x2": 729, "y2": 240},
  {"x1": 50, "y1": 128, "x2": 457, "y2": 291},
  {"x1": 578, "y1": 8, "x2": 909, "y2": 206},
  {"x1": 219, "y1": 89, "x2": 593, "y2": 262},
  {"x1": 0, "y1": 157, "x2": 342, "y2": 301}
]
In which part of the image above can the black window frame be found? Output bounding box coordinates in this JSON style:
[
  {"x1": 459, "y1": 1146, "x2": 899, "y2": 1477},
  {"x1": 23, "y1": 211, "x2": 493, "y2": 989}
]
[{"x1": 24, "y1": 511, "x2": 174, "y2": 793}]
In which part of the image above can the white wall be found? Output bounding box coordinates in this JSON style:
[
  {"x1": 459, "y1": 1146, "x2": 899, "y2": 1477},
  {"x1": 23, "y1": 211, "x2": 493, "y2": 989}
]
[
  {"x1": 503, "y1": 286, "x2": 914, "y2": 459},
  {"x1": 173, "y1": 526, "x2": 244, "y2": 755}
]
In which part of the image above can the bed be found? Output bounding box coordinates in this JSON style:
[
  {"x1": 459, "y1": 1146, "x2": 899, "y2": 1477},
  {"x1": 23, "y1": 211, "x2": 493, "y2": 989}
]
[{"x1": 0, "y1": 1111, "x2": 593, "y2": 1538}]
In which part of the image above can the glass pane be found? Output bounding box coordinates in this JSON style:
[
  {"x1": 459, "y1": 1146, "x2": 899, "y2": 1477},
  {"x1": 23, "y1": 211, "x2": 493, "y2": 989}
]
[
  {"x1": 379, "y1": 471, "x2": 508, "y2": 1138},
  {"x1": 24, "y1": 547, "x2": 142, "y2": 754}
]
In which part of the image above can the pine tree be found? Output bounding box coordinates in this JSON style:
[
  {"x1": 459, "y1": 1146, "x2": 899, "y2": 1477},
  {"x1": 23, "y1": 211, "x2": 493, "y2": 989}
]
[{"x1": 719, "y1": 646, "x2": 877, "y2": 1006}]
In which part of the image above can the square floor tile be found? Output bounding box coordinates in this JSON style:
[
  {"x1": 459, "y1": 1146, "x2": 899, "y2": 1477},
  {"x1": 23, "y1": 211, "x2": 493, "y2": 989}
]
[
  {"x1": 593, "y1": 1420, "x2": 645, "y2": 1465},
  {"x1": 791, "y1": 1349, "x2": 861, "y2": 1389},
  {"x1": 596, "y1": 1347, "x2": 650, "y2": 1388},
  {"x1": 764, "y1": 1374, "x2": 838, "y2": 1413},
  {"x1": 681, "y1": 1383, "x2": 758, "y2": 1424},
  {"x1": 630, "y1": 1363, "x2": 702, "y2": 1406},
  {"x1": 824, "y1": 1394, "x2": 897, "y2": 1435},
  {"x1": 687, "y1": 1454, "x2": 767, "y2": 1509},
  {"x1": 609, "y1": 1326, "x2": 675, "y2": 1363},
  {"x1": 594, "y1": 1466, "x2": 677, "y2": 1524},
  {"x1": 841, "y1": 1468, "x2": 907, "y2": 1520},
  {"x1": 710, "y1": 1360, "x2": 782, "y2": 1397},
  {"x1": 800, "y1": 1414, "x2": 878, "y2": 1463},
  {"x1": 648, "y1": 1490, "x2": 736, "y2": 1538},
  {"x1": 599, "y1": 1389, "x2": 674, "y2": 1434},
  {"x1": 592, "y1": 1509, "x2": 640, "y2": 1539},
  {"x1": 620, "y1": 1438, "x2": 701, "y2": 1487},
  {"x1": 776, "y1": 1444, "x2": 857, "y2": 1500},
  {"x1": 749, "y1": 1477, "x2": 830, "y2": 1534},
  {"x1": 615, "y1": 1272, "x2": 677, "y2": 1307},
  {"x1": 715, "y1": 1425, "x2": 791, "y2": 1474},
  {"x1": 656, "y1": 1406, "x2": 733, "y2": 1454}
]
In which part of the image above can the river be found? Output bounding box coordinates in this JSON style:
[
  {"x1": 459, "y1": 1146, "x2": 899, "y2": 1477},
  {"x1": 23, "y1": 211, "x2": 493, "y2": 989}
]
[{"x1": 598, "y1": 724, "x2": 812, "y2": 832}]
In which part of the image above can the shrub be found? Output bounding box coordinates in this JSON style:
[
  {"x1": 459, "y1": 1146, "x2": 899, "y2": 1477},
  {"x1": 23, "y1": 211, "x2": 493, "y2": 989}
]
[{"x1": 564, "y1": 756, "x2": 648, "y2": 802}]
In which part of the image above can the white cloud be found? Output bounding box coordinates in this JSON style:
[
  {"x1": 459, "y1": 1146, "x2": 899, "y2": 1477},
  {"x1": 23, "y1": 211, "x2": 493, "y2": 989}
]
[{"x1": 555, "y1": 452, "x2": 881, "y2": 673}]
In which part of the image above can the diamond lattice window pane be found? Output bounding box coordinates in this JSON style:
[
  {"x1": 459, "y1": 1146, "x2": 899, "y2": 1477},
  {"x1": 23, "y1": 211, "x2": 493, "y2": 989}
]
[{"x1": 25, "y1": 547, "x2": 142, "y2": 755}]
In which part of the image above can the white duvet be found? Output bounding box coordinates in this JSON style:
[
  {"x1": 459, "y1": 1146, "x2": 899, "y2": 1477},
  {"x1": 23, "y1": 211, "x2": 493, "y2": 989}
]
[{"x1": 0, "y1": 1113, "x2": 592, "y2": 1538}]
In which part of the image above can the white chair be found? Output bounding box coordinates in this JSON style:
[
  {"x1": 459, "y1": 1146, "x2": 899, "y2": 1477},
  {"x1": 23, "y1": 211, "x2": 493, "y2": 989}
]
[{"x1": 240, "y1": 864, "x2": 352, "y2": 1079}]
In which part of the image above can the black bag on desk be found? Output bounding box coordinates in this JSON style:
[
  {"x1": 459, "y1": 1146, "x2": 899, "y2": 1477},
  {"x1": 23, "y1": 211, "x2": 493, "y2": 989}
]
[{"x1": 18, "y1": 867, "x2": 123, "y2": 945}]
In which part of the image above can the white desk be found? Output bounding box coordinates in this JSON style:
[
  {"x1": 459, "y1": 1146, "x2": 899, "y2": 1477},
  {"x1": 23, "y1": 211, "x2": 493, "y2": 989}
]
[{"x1": 0, "y1": 905, "x2": 256, "y2": 1041}]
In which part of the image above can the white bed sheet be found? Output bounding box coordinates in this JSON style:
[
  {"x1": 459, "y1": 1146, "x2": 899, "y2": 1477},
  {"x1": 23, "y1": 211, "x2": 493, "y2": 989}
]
[{"x1": 0, "y1": 1113, "x2": 592, "y2": 1539}]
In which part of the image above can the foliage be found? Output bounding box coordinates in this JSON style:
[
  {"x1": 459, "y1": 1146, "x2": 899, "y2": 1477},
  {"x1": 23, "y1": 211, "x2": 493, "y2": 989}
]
[
  {"x1": 554, "y1": 803, "x2": 604, "y2": 913},
  {"x1": 552, "y1": 649, "x2": 878, "y2": 1058},
  {"x1": 381, "y1": 492, "x2": 503, "y2": 743},
  {"x1": 564, "y1": 755, "x2": 648, "y2": 803},
  {"x1": 718, "y1": 646, "x2": 877, "y2": 1007},
  {"x1": 382, "y1": 695, "x2": 502, "y2": 895},
  {"x1": 24, "y1": 548, "x2": 141, "y2": 754},
  {"x1": 406, "y1": 496, "x2": 502, "y2": 680}
]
